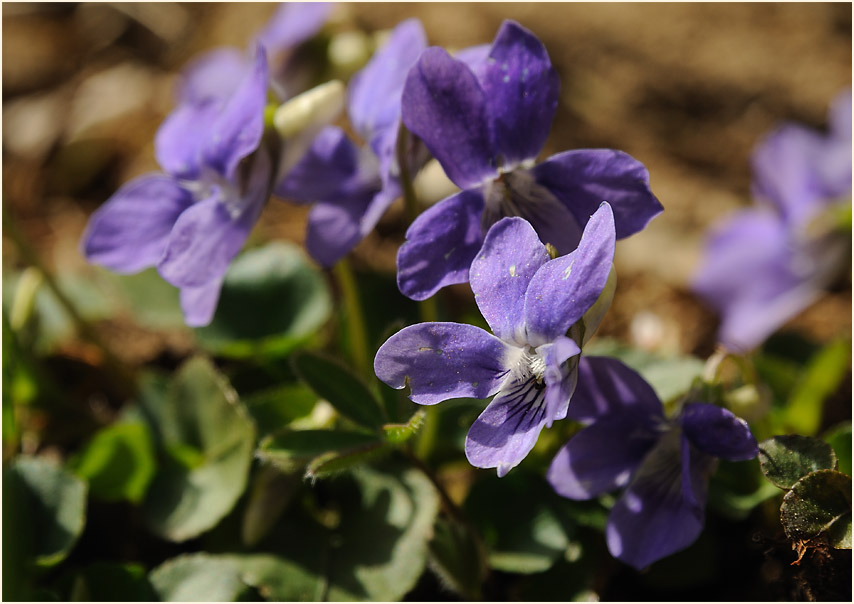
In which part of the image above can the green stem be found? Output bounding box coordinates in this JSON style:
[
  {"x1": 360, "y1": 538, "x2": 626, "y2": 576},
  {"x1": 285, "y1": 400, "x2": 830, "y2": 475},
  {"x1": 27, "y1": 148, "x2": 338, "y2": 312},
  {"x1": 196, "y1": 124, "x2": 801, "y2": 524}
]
[
  {"x1": 333, "y1": 258, "x2": 370, "y2": 377},
  {"x1": 2, "y1": 208, "x2": 136, "y2": 398}
]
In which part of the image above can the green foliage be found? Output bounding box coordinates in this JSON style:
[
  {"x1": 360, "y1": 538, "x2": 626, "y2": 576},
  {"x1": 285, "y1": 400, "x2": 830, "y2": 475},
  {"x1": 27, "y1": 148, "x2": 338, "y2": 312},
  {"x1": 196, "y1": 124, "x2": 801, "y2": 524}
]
[
  {"x1": 784, "y1": 337, "x2": 850, "y2": 435},
  {"x1": 382, "y1": 409, "x2": 426, "y2": 444},
  {"x1": 427, "y1": 517, "x2": 487, "y2": 600},
  {"x1": 758, "y1": 434, "x2": 838, "y2": 490},
  {"x1": 68, "y1": 562, "x2": 157, "y2": 601},
  {"x1": 104, "y1": 267, "x2": 187, "y2": 330},
  {"x1": 823, "y1": 422, "x2": 852, "y2": 476},
  {"x1": 139, "y1": 357, "x2": 256, "y2": 542},
  {"x1": 149, "y1": 554, "x2": 254, "y2": 602},
  {"x1": 243, "y1": 384, "x2": 318, "y2": 436},
  {"x1": 69, "y1": 420, "x2": 156, "y2": 502},
  {"x1": 780, "y1": 470, "x2": 852, "y2": 549},
  {"x1": 292, "y1": 350, "x2": 386, "y2": 429},
  {"x1": 195, "y1": 242, "x2": 332, "y2": 358},
  {"x1": 257, "y1": 429, "x2": 382, "y2": 473}
]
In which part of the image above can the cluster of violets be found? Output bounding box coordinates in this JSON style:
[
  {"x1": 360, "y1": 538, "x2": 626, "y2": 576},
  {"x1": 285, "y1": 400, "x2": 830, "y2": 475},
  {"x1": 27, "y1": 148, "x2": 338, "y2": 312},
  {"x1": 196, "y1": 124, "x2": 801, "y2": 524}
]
[{"x1": 80, "y1": 4, "x2": 854, "y2": 570}]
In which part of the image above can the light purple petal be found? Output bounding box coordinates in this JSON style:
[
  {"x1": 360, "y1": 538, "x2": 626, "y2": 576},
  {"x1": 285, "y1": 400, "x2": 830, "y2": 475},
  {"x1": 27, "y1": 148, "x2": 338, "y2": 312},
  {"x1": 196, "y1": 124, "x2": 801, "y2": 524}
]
[
  {"x1": 255, "y1": 2, "x2": 334, "y2": 54},
  {"x1": 347, "y1": 18, "x2": 426, "y2": 143},
  {"x1": 155, "y1": 99, "x2": 221, "y2": 180},
  {"x1": 396, "y1": 189, "x2": 486, "y2": 301},
  {"x1": 374, "y1": 322, "x2": 511, "y2": 405},
  {"x1": 539, "y1": 336, "x2": 581, "y2": 425},
  {"x1": 401, "y1": 47, "x2": 496, "y2": 188},
  {"x1": 568, "y1": 356, "x2": 663, "y2": 423},
  {"x1": 531, "y1": 149, "x2": 663, "y2": 240},
  {"x1": 454, "y1": 44, "x2": 491, "y2": 77},
  {"x1": 158, "y1": 149, "x2": 272, "y2": 288},
  {"x1": 547, "y1": 414, "x2": 660, "y2": 500},
  {"x1": 478, "y1": 20, "x2": 559, "y2": 168},
  {"x1": 692, "y1": 208, "x2": 823, "y2": 352},
  {"x1": 606, "y1": 431, "x2": 711, "y2": 569},
  {"x1": 81, "y1": 174, "x2": 193, "y2": 273},
  {"x1": 465, "y1": 378, "x2": 550, "y2": 477},
  {"x1": 680, "y1": 403, "x2": 758, "y2": 461},
  {"x1": 524, "y1": 202, "x2": 616, "y2": 345},
  {"x1": 204, "y1": 45, "x2": 269, "y2": 180},
  {"x1": 177, "y1": 47, "x2": 248, "y2": 105},
  {"x1": 469, "y1": 217, "x2": 550, "y2": 343},
  {"x1": 180, "y1": 279, "x2": 224, "y2": 328}
]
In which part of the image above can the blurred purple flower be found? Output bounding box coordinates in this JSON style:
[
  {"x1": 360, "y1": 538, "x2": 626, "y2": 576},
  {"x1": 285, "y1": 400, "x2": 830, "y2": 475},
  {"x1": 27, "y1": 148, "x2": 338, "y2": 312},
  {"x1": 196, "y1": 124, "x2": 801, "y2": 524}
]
[
  {"x1": 396, "y1": 19, "x2": 662, "y2": 300},
  {"x1": 375, "y1": 204, "x2": 616, "y2": 476},
  {"x1": 693, "y1": 89, "x2": 852, "y2": 351},
  {"x1": 82, "y1": 48, "x2": 272, "y2": 327},
  {"x1": 276, "y1": 19, "x2": 428, "y2": 267},
  {"x1": 547, "y1": 356, "x2": 758, "y2": 570}
]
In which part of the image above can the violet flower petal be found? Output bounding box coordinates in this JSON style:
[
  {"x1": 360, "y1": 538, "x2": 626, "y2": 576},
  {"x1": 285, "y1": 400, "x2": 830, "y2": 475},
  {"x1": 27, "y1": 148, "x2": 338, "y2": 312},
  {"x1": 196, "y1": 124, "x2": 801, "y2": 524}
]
[
  {"x1": 401, "y1": 47, "x2": 496, "y2": 188},
  {"x1": 255, "y1": 2, "x2": 335, "y2": 54},
  {"x1": 540, "y1": 335, "x2": 581, "y2": 424},
  {"x1": 158, "y1": 148, "x2": 272, "y2": 288},
  {"x1": 605, "y1": 432, "x2": 709, "y2": 570},
  {"x1": 547, "y1": 413, "x2": 660, "y2": 500},
  {"x1": 396, "y1": 189, "x2": 486, "y2": 301},
  {"x1": 180, "y1": 278, "x2": 224, "y2": 328},
  {"x1": 568, "y1": 356, "x2": 664, "y2": 423},
  {"x1": 347, "y1": 18, "x2": 426, "y2": 144},
  {"x1": 177, "y1": 47, "x2": 248, "y2": 105},
  {"x1": 154, "y1": 99, "x2": 221, "y2": 180},
  {"x1": 81, "y1": 174, "x2": 193, "y2": 273},
  {"x1": 531, "y1": 149, "x2": 663, "y2": 240},
  {"x1": 524, "y1": 202, "x2": 616, "y2": 345},
  {"x1": 680, "y1": 403, "x2": 758, "y2": 461},
  {"x1": 374, "y1": 322, "x2": 511, "y2": 405},
  {"x1": 204, "y1": 46, "x2": 269, "y2": 180},
  {"x1": 479, "y1": 20, "x2": 559, "y2": 168},
  {"x1": 465, "y1": 379, "x2": 551, "y2": 477},
  {"x1": 469, "y1": 217, "x2": 550, "y2": 343}
]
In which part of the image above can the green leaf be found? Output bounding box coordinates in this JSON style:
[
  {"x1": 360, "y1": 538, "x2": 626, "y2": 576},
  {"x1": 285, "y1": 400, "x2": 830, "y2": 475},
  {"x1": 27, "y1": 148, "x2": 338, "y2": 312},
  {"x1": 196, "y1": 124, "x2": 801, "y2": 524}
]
[
  {"x1": 823, "y1": 422, "x2": 852, "y2": 477},
  {"x1": 382, "y1": 409, "x2": 426, "y2": 444},
  {"x1": 3, "y1": 456, "x2": 87, "y2": 567},
  {"x1": 784, "y1": 337, "x2": 850, "y2": 435},
  {"x1": 244, "y1": 384, "x2": 318, "y2": 436},
  {"x1": 427, "y1": 518, "x2": 486, "y2": 600},
  {"x1": 758, "y1": 435, "x2": 838, "y2": 490},
  {"x1": 148, "y1": 554, "x2": 251, "y2": 602},
  {"x1": 305, "y1": 443, "x2": 391, "y2": 480},
  {"x1": 104, "y1": 267, "x2": 186, "y2": 330},
  {"x1": 241, "y1": 465, "x2": 301, "y2": 547},
  {"x1": 69, "y1": 420, "x2": 156, "y2": 503},
  {"x1": 292, "y1": 351, "x2": 385, "y2": 430},
  {"x1": 464, "y1": 470, "x2": 571, "y2": 574},
  {"x1": 780, "y1": 469, "x2": 852, "y2": 548},
  {"x1": 194, "y1": 242, "x2": 332, "y2": 358},
  {"x1": 140, "y1": 357, "x2": 256, "y2": 542},
  {"x1": 68, "y1": 562, "x2": 157, "y2": 601},
  {"x1": 257, "y1": 429, "x2": 382, "y2": 472}
]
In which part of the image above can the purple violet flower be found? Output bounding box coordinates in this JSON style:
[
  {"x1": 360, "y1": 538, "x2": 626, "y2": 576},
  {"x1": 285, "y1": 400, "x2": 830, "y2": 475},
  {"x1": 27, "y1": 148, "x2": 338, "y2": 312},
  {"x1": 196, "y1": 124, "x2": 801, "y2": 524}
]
[
  {"x1": 82, "y1": 47, "x2": 272, "y2": 327},
  {"x1": 547, "y1": 356, "x2": 758, "y2": 570},
  {"x1": 375, "y1": 203, "x2": 616, "y2": 476},
  {"x1": 396, "y1": 19, "x2": 663, "y2": 301},
  {"x1": 276, "y1": 18, "x2": 428, "y2": 267},
  {"x1": 693, "y1": 89, "x2": 852, "y2": 352}
]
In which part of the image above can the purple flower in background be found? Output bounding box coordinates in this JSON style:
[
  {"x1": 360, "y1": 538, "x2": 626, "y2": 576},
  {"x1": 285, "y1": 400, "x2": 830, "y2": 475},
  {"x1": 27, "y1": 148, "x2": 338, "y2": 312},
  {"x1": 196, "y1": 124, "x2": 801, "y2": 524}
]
[
  {"x1": 547, "y1": 356, "x2": 758, "y2": 569},
  {"x1": 277, "y1": 19, "x2": 428, "y2": 267},
  {"x1": 693, "y1": 89, "x2": 852, "y2": 352},
  {"x1": 396, "y1": 19, "x2": 662, "y2": 300},
  {"x1": 375, "y1": 204, "x2": 616, "y2": 476},
  {"x1": 82, "y1": 48, "x2": 272, "y2": 327}
]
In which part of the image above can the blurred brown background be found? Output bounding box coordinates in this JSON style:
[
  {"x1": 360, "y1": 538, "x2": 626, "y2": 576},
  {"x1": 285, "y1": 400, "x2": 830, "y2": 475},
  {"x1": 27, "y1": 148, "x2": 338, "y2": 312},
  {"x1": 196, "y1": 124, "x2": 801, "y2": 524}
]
[{"x1": 3, "y1": 2, "x2": 851, "y2": 358}]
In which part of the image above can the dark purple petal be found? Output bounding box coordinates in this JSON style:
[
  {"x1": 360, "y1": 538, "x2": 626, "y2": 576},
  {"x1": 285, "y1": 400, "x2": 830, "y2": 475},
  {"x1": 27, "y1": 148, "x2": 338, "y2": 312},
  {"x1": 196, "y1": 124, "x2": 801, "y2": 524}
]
[
  {"x1": 347, "y1": 18, "x2": 426, "y2": 143},
  {"x1": 374, "y1": 322, "x2": 511, "y2": 405},
  {"x1": 177, "y1": 47, "x2": 248, "y2": 105},
  {"x1": 606, "y1": 431, "x2": 711, "y2": 569},
  {"x1": 255, "y1": 2, "x2": 334, "y2": 54},
  {"x1": 547, "y1": 414, "x2": 660, "y2": 500},
  {"x1": 180, "y1": 279, "x2": 223, "y2": 328},
  {"x1": 680, "y1": 403, "x2": 758, "y2": 461},
  {"x1": 155, "y1": 99, "x2": 221, "y2": 180},
  {"x1": 158, "y1": 149, "x2": 271, "y2": 288},
  {"x1": 465, "y1": 378, "x2": 550, "y2": 477},
  {"x1": 396, "y1": 189, "x2": 486, "y2": 301},
  {"x1": 478, "y1": 20, "x2": 559, "y2": 167},
  {"x1": 469, "y1": 217, "x2": 550, "y2": 343},
  {"x1": 81, "y1": 174, "x2": 193, "y2": 273},
  {"x1": 692, "y1": 208, "x2": 822, "y2": 352},
  {"x1": 532, "y1": 149, "x2": 663, "y2": 240},
  {"x1": 524, "y1": 202, "x2": 616, "y2": 345},
  {"x1": 401, "y1": 47, "x2": 496, "y2": 188},
  {"x1": 568, "y1": 356, "x2": 663, "y2": 423},
  {"x1": 204, "y1": 46, "x2": 269, "y2": 180},
  {"x1": 540, "y1": 336, "x2": 581, "y2": 424}
]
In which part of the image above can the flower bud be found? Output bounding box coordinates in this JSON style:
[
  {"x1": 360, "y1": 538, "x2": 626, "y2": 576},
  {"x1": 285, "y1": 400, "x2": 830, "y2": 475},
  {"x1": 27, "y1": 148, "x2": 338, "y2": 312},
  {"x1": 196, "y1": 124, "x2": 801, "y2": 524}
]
[{"x1": 273, "y1": 79, "x2": 345, "y2": 140}]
